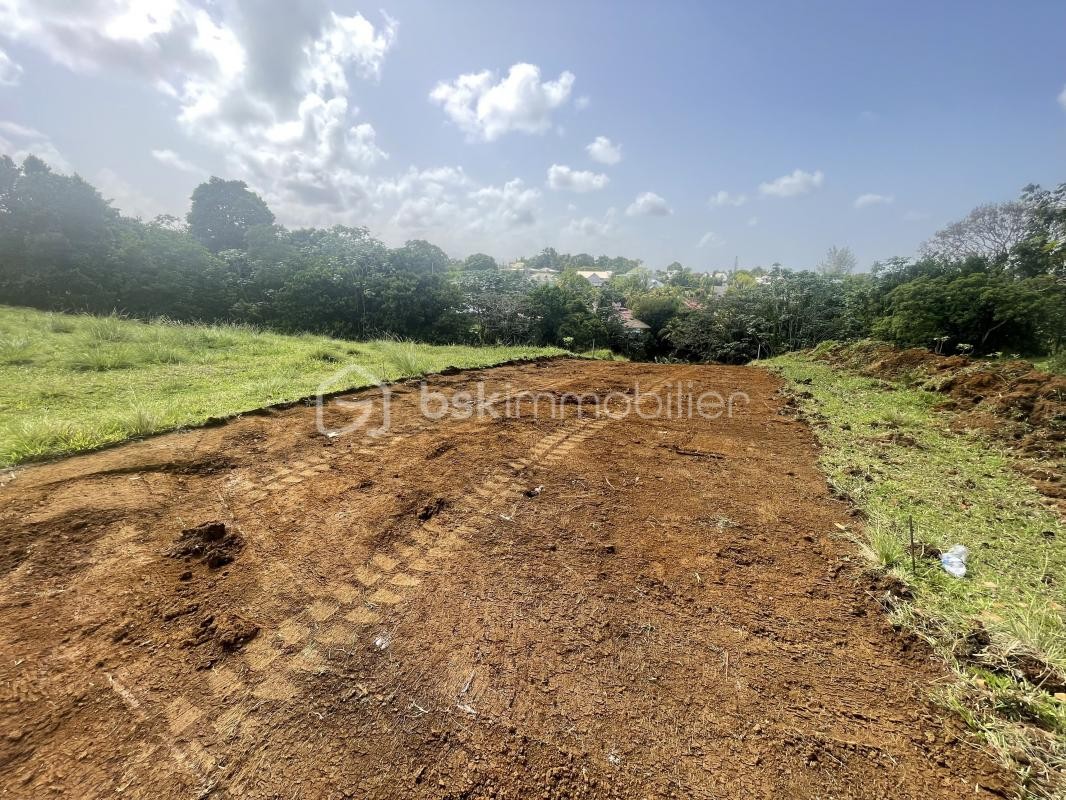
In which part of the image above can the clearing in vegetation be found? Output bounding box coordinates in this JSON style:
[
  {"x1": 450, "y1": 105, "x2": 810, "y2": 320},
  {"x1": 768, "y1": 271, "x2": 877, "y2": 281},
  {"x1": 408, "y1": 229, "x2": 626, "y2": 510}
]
[
  {"x1": 769, "y1": 346, "x2": 1065, "y2": 797},
  {"x1": 0, "y1": 358, "x2": 1017, "y2": 798},
  {"x1": 0, "y1": 305, "x2": 565, "y2": 467}
]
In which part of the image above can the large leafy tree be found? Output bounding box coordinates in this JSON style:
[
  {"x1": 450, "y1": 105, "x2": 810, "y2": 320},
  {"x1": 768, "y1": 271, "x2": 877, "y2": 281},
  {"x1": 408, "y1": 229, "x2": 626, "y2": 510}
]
[
  {"x1": 0, "y1": 155, "x2": 120, "y2": 310},
  {"x1": 187, "y1": 177, "x2": 275, "y2": 253},
  {"x1": 1013, "y1": 183, "x2": 1066, "y2": 279},
  {"x1": 872, "y1": 269, "x2": 1057, "y2": 354},
  {"x1": 462, "y1": 252, "x2": 497, "y2": 271},
  {"x1": 389, "y1": 239, "x2": 451, "y2": 274},
  {"x1": 919, "y1": 201, "x2": 1029, "y2": 264}
]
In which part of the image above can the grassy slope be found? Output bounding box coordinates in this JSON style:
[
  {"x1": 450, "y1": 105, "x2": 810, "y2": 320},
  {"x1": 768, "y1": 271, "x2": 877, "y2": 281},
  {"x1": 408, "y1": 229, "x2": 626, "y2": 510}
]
[
  {"x1": 767, "y1": 353, "x2": 1065, "y2": 796},
  {"x1": 0, "y1": 305, "x2": 567, "y2": 466}
]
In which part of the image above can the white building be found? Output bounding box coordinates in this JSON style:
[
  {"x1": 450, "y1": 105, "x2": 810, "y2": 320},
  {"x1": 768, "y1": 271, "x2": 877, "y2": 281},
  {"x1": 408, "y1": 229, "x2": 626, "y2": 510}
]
[{"x1": 576, "y1": 270, "x2": 613, "y2": 287}]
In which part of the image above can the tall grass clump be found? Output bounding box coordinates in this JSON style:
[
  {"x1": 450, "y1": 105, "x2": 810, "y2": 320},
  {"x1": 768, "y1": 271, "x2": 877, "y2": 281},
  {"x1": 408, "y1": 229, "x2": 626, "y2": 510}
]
[
  {"x1": 68, "y1": 344, "x2": 138, "y2": 371},
  {"x1": 0, "y1": 336, "x2": 36, "y2": 365},
  {"x1": 379, "y1": 338, "x2": 431, "y2": 376},
  {"x1": 124, "y1": 408, "x2": 160, "y2": 437},
  {"x1": 46, "y1": 314, "x2": 76, "y2": 334},
  {"x1": 4, "y1": 420, "x2": 91, "y2": 463},
  {"x1": 84, "y1": 314, "x2": 132, "y2": 343}
]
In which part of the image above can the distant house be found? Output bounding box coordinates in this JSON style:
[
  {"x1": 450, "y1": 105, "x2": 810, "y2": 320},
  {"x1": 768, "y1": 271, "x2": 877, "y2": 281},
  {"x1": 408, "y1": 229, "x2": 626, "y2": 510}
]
[
  {"x1": 710, "y1": 285, "x2": 727, "y2": 298},
  {"x1": 576, "y1": 270, "x2": 613, "y2": 287},
  {"x1": 527, "y1": 268, "x2": 558, "y2": 284},
  {"x1": 612, "y1": 302, "x2": 651, "y2": 333},
  {"x1": 502, "y1": 261, "x2": 558, "y2": 284}
]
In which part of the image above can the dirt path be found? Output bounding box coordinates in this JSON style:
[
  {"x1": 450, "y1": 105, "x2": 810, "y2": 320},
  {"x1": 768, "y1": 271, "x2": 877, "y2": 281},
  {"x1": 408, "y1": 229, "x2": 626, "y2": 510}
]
[{"x1": 0, "y1": 360, "x2": 1011, "y2": 798}]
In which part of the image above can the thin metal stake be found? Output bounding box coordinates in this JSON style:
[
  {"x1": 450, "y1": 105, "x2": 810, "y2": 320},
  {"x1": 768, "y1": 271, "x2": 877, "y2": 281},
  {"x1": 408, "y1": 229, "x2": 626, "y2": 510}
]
[{"x1": 909, "y1": 515, "x2": 916, "y2": 573}]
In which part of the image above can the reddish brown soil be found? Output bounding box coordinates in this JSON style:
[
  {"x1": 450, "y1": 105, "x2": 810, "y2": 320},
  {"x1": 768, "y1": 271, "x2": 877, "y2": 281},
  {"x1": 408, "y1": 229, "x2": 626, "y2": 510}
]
[{"x1": 0, "y1": 361, "x2": 1012, "y2": 798}]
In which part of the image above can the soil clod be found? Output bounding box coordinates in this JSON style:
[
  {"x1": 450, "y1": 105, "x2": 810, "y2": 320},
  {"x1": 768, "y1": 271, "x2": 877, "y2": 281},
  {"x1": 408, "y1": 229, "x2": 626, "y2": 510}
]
[{"x1": 166, "y1": 520, "x2": 243, "y2": 569}]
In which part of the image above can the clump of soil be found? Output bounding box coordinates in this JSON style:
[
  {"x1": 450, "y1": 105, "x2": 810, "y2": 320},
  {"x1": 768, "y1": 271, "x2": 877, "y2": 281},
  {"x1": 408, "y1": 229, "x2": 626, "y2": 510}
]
[
  {"x1": 1006, "y1": 652, "x2": 1066, "y2": 695},
  {"x1": 166, "y1": 520, "x2": 243, "y2": 569},
  {"x1": 950, "y1": 624, "x2": 1066, "y2": 695},
  {"x1": 952, "y1": 622, "x2": 992, "y2": 663},
  {"x1": 182, "y1": 611, "x2": 259, "y2": 666},
  {"x1": 869, "y1": 572, "x2": 914, "y2": 602},
  {"x1": 417, "y1": 498, "x2": 448, "y2": 521}
]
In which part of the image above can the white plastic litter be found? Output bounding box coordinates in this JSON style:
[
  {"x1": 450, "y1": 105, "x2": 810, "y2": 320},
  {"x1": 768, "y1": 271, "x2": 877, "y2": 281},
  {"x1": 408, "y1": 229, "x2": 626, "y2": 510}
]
[{"x1": 940, "y1": 544, "x2": 969, "y2": 578}]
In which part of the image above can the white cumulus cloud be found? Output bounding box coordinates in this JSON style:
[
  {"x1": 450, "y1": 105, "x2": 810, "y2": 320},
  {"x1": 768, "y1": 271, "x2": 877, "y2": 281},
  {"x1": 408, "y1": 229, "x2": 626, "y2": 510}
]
[
  {"x1": 565, "y1": 208, "x2": 617, "y2": 239},
  {"x1": 468, "y1": 178, "x2": 541, "y2": 230},
  {"x1": 0, "y1": 3, "x2": 567, "y2": 255},
  {"x1": 547, "y1": 164, "x2": 608, "y2": 192},
  {"x1": 0, "y1": 121, "x2": 70, "y2": 171},
  {"x1": 626, "y1": 191, "x2": 672, "y2": 217},
  {"x1": 697, "y1": 231, "x2": 724, "y2": 248},
  {"x1": 709, "y1": 190, "x2": 746, "y2": 207},
  {"x1": 0, "y1": 48, "x2": 22, "y2": 86},
  {"x1": 96, "y1": 167, "x2": 166, "y2": 219},
  {"x1": 1059, "y1": 85, "x2": 1066, "y2": 111},
  {"x1": 759, "y1": 168, "x2": 824, "y2": 198},
  {"x1": 854, "y1": 193, "x2": 894, "y2": 209},
  {"x1": 586, "y1": 135, "x2": 621, "y2": 165},
  {"x1": 151, "y1": 148, "x2": 202, "y2": 173},
  {"x1": 0, "y1": 1, "x2": 397, "y2": 222},
  {"x1": 429, "y1": 62, "x2": 575, "y2": 142}
]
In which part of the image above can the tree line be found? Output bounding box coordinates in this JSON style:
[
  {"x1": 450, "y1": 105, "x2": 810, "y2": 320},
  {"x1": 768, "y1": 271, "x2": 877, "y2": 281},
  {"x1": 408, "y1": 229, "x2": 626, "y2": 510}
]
[{"x1": 0, "y1": 153, "x2": 1063, "y2": 362}]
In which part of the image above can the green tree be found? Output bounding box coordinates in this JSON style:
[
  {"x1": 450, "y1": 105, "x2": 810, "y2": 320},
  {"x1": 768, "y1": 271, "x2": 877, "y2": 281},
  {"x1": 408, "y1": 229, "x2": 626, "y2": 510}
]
[
  {"x1": 187, "y1": 177, "x2": 274, "y2": 253},
  {"x1": 389, "y1": 239, "x2": 450, "y2": 274},
  {"x1": 0, "y1": 155, "x2": 120, "y2": 310},
  {"x1": 817, "y1": 245, "x2": 857, "y2": 275},
  {"x1": 631, "y1": 292, "x2": 681, "y2": 338},
  {"x1": 462, "y1": 252, "x2": 497, "y2": 271}
]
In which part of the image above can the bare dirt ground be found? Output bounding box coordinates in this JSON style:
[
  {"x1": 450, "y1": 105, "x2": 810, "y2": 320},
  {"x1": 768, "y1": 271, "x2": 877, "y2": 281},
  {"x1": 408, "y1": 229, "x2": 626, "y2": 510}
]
[{"x1": 0, "y1": 360, "x2": 1012, "y2": 798}]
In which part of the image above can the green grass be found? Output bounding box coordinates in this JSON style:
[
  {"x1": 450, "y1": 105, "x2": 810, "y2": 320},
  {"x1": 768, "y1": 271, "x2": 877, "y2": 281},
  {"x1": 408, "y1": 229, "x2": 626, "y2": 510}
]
[
  {"x1": 0, "y1": 306, "x2": 568, "y2": 466},
  {"x1": 767, "y1": 353, "x2": 1065, "y2": 797},
  {"x1": 1034, "y1": 351, "x2": 1066, "y2": 376}
]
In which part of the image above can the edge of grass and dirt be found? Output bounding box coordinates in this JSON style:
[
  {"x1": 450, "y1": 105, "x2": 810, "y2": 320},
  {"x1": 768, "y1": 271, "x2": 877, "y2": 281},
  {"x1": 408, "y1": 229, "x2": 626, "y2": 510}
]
[
  {"x1": 764, "y1": 345, "x2": 1065, "y2": 799},
  {"x1": 0, "y1": 305, "x2": 590, "y2": 468}
]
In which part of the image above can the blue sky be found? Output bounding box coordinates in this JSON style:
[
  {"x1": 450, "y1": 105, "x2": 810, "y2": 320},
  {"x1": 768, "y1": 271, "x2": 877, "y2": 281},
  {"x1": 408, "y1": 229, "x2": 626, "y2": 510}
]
[{"x1": 1, "y1": 1, "x2": 1064, "y2": 271}]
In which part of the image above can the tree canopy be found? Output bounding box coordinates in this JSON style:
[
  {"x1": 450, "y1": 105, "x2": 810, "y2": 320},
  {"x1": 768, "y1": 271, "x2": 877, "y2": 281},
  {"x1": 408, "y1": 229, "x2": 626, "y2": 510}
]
[{"x1": 1, "y1": 154, "x2": 1063, "y2": 363}]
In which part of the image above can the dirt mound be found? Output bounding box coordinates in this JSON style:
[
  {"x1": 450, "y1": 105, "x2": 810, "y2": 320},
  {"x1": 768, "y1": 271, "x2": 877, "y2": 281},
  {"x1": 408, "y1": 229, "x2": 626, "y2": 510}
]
[
  {"x1": 166, "y1": 520, "x2": 243, "y2": 568},
  {"x1": 814, "y1": 342, "x2": 1065, "y2": 508}
]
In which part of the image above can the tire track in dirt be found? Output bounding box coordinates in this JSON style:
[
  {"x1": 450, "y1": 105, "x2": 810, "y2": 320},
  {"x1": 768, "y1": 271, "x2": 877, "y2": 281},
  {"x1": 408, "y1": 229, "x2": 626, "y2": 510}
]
[
  {"x1": 0, "y1": 363, "x2": 1013, "y2": 798},
  {"x1": 104, "y1": 410, "x2": 614, "y2": 793}
]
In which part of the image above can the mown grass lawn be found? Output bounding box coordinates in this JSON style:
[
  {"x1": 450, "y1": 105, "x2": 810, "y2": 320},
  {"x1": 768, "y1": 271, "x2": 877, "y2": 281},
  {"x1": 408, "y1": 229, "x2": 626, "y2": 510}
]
[
  {"x1": 767, "y1": 352, "x2": 1065, "y2": 796},
  {"x1": 0, "y1": 305, "x2": 568, "y2": 466}
]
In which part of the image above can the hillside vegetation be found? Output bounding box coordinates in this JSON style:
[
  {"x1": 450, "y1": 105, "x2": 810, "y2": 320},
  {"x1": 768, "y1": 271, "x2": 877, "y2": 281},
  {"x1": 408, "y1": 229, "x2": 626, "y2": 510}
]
[{"x1": 0, "y1": 306, "x2": 565, "y2": 466}]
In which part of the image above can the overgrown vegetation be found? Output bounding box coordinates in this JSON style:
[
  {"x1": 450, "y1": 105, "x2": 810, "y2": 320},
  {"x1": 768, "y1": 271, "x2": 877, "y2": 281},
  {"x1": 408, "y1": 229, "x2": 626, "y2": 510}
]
[
  {"x1": 0, "y1": 306, "x2": 565, "y2": 466},
  {"x1": 769, "y1": 353, "x2": 1065, "y2": 797},
  {"x1": 1, "y1": 155, "x2": 1063, "y2": 363}
]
